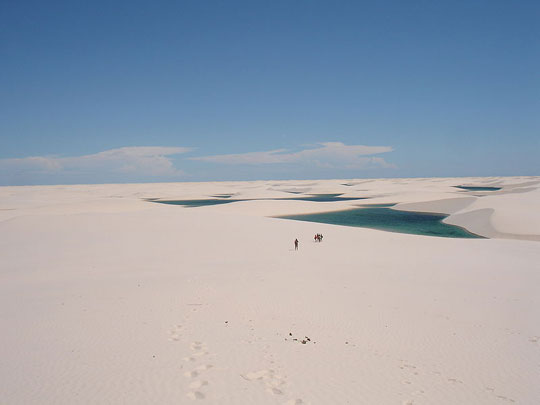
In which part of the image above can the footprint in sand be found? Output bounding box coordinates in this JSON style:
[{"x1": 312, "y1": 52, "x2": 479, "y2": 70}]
[
  {"x1": 168, "y1": 324, "x2": 183, "y2": 342},
  {"x1": 187, "y1": 391, "x2": 205, "y2": 400},
  {"x1": 191, "y1": 342, "x2": 205, "y2": 351},
  {"x1": 485, "y1": 387, "x2": 515, "y2": 403},
  {"x1": 189, "y1": 380, "x2": 208, "y2": 389},
  {"x1": 398, "y1": 360, "x2": 429, "y2": 402},
  {"x1": 399, "y1": 362, "x2": 420, "y2": 382},
  {"x1": 242, "y1": 368, "x2": 306, "y2": 403},
  {"x1": 242, "y1": 369, "x2": 286, "y2": 395},
  {"x1": 496, "y1": 395, "x2": 516, "y2": 403},
  {"x1": 184, "y1": 342, "x2": 213, "y2": 400},
  {"x1": 402, "y1": 364, "x2": 416, "y2": 370},
  {"x1": 195, "y1": 364, "x2": 213, "y2": 372},
  {"x1": 184, "y1": 370, "x2": 200, "y2": 378},
  {"x1": 184, "y1": 350, "x2": 209, "y2": 362}
]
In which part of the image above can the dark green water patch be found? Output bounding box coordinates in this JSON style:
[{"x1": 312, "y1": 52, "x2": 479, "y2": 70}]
[
  {"x1": 210, "y1": 194, "x2": 233, "y2": 198},
  {"x1": 277, "y1": 207, "x2": 483, "y2": 238},
  {"x1": 288, "y1": 195, "x2": 365, "y2": 202},
  {"x1": 357, "y1": 203, "x2": 396, "y2": 208},
  {"x1": 156, "y1": 199, "x2": 243, "y2": 207},
  {"x1": 455, "y1": 186, "x2": 501, "y2": 191},
  {"x1": 153, "y1": 195, "x2": 367, "y2": 207}
]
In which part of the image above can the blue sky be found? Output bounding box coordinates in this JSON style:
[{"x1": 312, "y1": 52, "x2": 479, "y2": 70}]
[{"x1": 1, "y1": 0, "x2": 538, "y2": 185}]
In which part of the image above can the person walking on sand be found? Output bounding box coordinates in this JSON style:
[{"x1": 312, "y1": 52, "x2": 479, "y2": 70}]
[{"x1": 294, "y1": 238, "x2": 299, "y2": 250}]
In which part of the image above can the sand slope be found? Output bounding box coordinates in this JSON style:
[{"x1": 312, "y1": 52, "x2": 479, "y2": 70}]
[{"x1": 1, "y1": 177, "x2": 539, "y2": 404}]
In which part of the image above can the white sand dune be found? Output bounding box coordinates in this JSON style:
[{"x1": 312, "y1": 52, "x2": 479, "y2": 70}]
[{"x1": 1, "y1": 177, "x2": 539, "y2": 404}]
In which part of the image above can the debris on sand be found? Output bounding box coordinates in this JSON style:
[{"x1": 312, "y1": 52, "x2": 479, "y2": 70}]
[{"x1": 287, "y1": 332, "x2": 315, "y2": 345}]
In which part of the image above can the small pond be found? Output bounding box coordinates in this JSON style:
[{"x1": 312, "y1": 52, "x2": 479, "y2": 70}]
[{"x1": 454, "y1": 186, "x2": 501, "y2": 191}]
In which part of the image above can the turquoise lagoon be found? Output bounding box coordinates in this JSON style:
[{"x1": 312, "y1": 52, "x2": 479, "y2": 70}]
[{"x1": 277, "y1": 206, "x2": 483, "y2": 239}]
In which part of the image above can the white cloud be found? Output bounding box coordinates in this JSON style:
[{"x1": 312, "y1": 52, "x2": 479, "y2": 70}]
[
  {"x1": 368, "y1": 156, "x2": 397, "y2": 169},
  {"x1": 0, "y1": 146, "x2": 192, "y2": 182},
  {"x1": 5, "y1": 156, "x2": 63, "y2": 171},
  {"x1": 62, "y1": 146, "x2": 193, "y2": 176},
  {"x1": 0, "y1": 142, "x2": 396, "y2": 185},
  {"x1": 191, "y1": 142, "x2": 394, "y2": 169}
]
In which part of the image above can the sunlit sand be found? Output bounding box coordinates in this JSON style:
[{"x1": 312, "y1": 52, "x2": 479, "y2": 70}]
[{"x1": 1, "y1": 176, "x2": 539, "y2": 404}]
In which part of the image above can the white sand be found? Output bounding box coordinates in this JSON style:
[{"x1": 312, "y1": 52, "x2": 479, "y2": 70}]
[{"x1": 1, "y1": 177, "x2": 539, "y2": 404}]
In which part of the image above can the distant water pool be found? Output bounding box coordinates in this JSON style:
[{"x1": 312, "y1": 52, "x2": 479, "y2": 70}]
[
  {"x1": 288, "y1": 194, "x2": 365, "y2": 202},
  {"x1": 278, "y1": 207, "x2": 483, "y2": 238},
  {"x1": 155, "y1": 199, "x2": 242, "y2": 207},
  {"x1": 154, "y1": 194, "x2": 366, "y2": 207},
  {"x1": 455, "y1": 186, "x2": 501, "y2": 191}
]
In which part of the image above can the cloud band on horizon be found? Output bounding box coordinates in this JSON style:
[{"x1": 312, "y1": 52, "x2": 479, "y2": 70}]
[
  {"x1": 0, "y1": 146, "x2": 193, "y2": 184},
  {"x1": 0, "y1": 142, "x2": 396, "y2": 185},
  {"x1": 191, "y1": 142, "x2": 396, "y2": 169}
]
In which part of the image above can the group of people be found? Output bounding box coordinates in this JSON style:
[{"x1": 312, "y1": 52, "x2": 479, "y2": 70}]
[{"x1": 293, "y1": 233, "x2": 324, "y2": 250}]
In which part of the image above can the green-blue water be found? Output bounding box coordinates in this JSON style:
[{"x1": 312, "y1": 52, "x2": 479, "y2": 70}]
[
  {"x1": 287, "y1": 194, "x2": 365, "y2": 202},
  {"x1": 154, "y1": 194, "x2": 366, "y2": 207},
  {"x1": 455, "y1": 186, "x2": 501, "y2": 191},
  {"x1": 155, "y1": 199, "x2": 242, "y2": 207},
  {"x1": 357, "y1": 203, "x2": 396, "y2": 208},
  {"x1": 278, "y1": 207, "x2": 483, "y2": 238}
]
